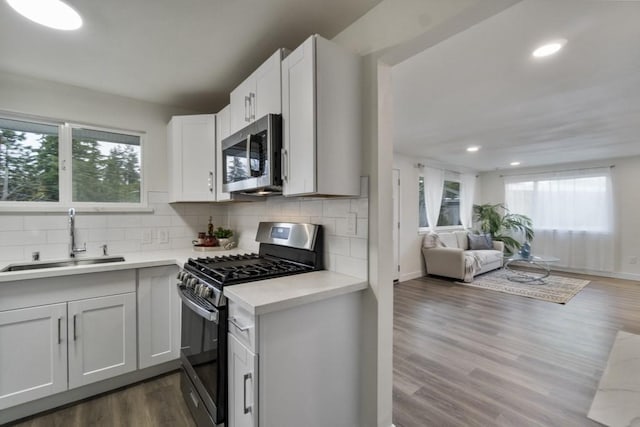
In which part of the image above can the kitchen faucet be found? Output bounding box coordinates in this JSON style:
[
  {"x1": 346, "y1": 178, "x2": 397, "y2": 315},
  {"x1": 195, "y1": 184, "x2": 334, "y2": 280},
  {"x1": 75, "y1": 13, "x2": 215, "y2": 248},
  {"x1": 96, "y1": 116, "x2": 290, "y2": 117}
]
[{"x1": 68, "y1": 208, "x2": 86, "y2": 258}]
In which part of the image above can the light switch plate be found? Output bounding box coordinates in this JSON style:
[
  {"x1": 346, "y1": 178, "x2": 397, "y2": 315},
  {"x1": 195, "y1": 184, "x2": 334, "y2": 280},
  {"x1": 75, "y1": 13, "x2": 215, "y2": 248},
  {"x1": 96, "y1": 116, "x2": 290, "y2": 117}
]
[{"x1": 142, "y1": 229, "x2": 153, "y2": 244}]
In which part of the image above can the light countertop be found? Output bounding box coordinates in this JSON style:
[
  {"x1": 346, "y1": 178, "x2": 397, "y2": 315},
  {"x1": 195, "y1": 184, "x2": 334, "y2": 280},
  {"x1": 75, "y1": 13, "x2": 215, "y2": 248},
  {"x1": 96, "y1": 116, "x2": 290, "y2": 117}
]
[
  {"x1": 0, "y1": 249, "x2": 369, "y2": 316},
  {"x1": 223, "y1": 270, "x2": 368, "y2": 315},
  {"x1": 0, "y1": 247, "x2": 244, "y2": 283}
]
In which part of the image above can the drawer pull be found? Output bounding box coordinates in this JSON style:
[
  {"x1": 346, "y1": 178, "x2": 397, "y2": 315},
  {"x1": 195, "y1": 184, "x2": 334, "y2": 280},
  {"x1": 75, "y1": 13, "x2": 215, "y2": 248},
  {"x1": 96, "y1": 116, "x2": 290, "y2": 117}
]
[{"x1": 229, "y1": 317, "x2": 251, "y2": 332}]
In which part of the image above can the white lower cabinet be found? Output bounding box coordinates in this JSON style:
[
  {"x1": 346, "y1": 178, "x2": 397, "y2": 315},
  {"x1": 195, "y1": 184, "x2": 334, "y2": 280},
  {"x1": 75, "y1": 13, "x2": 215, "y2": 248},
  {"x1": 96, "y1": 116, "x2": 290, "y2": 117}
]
[
  {"x1": 68, "y1": 293, "x2": 137, "y2": 389},
  {"x1": 228, "y1": 334, "x2": 258, "y2": 427},
  {"x1": 0, "y1": 303, "x2": 68, "y2": 410},
  {"x1": 137, "y1": 266, "x2": 181, "y2": 369}
]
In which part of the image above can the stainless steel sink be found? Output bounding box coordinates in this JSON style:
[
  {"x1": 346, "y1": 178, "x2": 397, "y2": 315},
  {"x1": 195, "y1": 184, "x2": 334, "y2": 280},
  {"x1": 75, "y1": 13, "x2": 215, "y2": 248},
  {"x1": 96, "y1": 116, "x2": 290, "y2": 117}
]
[{"x1": 1, "y1": 256, "x2": 126, "y2": 272}]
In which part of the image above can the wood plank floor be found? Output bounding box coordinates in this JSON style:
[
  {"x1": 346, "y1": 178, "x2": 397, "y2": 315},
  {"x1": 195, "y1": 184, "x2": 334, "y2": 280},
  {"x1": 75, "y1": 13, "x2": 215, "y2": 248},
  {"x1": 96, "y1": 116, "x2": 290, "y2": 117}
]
[
  {"x1": 11, "y1": 372, "x2": 195, "y2": 427},
  {"x1": 393, "y1": 271, "x2": 640, "y2": 427},
  {"x1": 12, "y1": 271, "x2": 640, "y2": 427}
]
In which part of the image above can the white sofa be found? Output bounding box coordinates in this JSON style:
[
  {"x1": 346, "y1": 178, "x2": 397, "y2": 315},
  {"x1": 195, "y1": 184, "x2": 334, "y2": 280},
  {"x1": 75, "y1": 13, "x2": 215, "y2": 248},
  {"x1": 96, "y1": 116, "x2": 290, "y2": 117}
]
[{"x1": 421, "y1": 230, "x2": 504, "y2": 282}]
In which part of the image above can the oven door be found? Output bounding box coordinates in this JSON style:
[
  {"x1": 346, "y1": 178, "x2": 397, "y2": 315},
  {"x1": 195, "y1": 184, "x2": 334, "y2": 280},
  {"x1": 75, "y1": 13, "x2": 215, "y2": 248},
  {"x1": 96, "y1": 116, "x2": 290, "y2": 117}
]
[{"x1": 179, "y1": 286, "x2": 227, "y2": 426}]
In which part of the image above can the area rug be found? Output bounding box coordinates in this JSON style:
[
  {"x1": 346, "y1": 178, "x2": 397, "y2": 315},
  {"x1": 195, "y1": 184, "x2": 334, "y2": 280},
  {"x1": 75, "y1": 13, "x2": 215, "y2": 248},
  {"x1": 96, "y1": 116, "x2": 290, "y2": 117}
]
[
  {"x1": 588, "y1": 331, "x2": 640, "y2": 426},
  {"x1": 456, "y1": 269, "x2": 590, "y2": 304}
]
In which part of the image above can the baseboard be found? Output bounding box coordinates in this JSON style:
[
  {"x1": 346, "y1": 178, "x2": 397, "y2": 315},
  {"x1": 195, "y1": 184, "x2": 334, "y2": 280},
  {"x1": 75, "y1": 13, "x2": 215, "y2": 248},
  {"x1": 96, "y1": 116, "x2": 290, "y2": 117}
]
[
  {"x1": 551, "y1": 266, "x2": 640, "y2": 282},
  {"x1": 399, "y1": 271, "x2": 423, "y2": 282},
  {"x1": 0, "y1": 360, "x2": 180, "y2": 425}
]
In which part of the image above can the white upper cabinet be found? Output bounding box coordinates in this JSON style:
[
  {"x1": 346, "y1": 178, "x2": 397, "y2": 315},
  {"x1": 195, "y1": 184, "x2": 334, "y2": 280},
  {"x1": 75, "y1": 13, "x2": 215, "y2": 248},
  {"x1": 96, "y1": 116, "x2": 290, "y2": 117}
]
[
  {"x1": 281, "y1": 35, "x2": 362, "y2": 197},
  {"x1": 168, "y1": 114, "x2": 217, "y2": 202},
  {"x1": 216, "y1": 105, "x2": 232, "y2": 202},
  {"x1": 230, "y1": 49, "x2": 285, "y2": 134}
]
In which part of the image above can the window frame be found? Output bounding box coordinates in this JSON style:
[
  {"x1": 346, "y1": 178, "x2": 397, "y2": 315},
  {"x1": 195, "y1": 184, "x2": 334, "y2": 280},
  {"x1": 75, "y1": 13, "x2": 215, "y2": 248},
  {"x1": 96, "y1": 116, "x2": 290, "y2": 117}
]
[
  {"x1": 418, "y1": 174, "x2": 464, "y2": 234},
  {"x1": 0, "y1": 112, "x2": 147, "y2": 211}
]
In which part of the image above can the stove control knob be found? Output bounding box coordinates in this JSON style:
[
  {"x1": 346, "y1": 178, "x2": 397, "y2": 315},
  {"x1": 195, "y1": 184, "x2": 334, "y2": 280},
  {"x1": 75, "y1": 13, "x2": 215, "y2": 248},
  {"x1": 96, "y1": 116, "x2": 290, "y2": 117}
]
[
  {"x1": 195, "y1": 283, "x2": 202, "y2": 294},
  {"x1": 202, "y1": 287, "x2": 212, "y2": 298},
  {"x1": 176, "y1": 271, "x2": 182, "y2": 280},
  {"x1": 187, "y1": 277, "x2": 196, "y2": 288}
]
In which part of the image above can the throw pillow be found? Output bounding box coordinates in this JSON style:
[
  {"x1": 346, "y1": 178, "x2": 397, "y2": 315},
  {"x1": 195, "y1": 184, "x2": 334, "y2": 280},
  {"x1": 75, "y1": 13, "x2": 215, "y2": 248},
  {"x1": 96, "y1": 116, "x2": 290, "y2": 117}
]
[
  {"x1": 468, "y1": 233, "x2": 493, "y2": 250},
  {"x1": 422, "y1": 232, "x2": 444, "y2": 249}
]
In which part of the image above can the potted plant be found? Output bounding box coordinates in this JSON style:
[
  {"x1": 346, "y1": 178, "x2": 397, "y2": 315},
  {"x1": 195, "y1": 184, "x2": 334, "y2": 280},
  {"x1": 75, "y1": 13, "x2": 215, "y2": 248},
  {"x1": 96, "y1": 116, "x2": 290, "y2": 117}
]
[
  {"x1": 472, "y1": 203, "x2": 534, "y2": 255},
  {"x1": 213, "y1": 227, "x2": 234, "y2": 249}
]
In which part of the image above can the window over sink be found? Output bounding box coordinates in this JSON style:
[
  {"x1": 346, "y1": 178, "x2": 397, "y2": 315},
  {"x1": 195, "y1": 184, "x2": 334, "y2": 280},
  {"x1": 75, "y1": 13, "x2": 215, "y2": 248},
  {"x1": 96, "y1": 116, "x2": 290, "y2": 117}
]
[{"x1": 0, "y1": 115, "x2": 144, "y2": 208}]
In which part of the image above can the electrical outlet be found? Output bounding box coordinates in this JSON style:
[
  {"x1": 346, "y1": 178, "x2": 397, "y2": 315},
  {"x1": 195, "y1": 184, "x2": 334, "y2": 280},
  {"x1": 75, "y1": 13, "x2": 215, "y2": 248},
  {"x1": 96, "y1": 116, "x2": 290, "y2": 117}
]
[
  {"x1": 346, "y1": 212, "x2": 357, "y2": 236},
  {"x1": 158, "y1": 229, "x2": 169, "y2": 244},
  {"x1": 629, "y1": 256, "x2": 638, "y2": 265},
  {"x1": 142, "y1": 229, "x2": 153, "y2": 245}
]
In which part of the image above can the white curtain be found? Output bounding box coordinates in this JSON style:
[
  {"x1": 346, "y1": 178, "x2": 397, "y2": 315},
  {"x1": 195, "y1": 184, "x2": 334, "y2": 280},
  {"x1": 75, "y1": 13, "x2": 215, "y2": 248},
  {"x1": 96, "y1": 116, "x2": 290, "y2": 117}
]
[
  {"x1": 504, "y1": 167, "x2": 614, "y2": 272},
  {"x1": 424, "y1": 167, "x2": 444, "y2": 229},
  {"x1": 459, "y1": 173, "x2": 476, "y2": 229}
]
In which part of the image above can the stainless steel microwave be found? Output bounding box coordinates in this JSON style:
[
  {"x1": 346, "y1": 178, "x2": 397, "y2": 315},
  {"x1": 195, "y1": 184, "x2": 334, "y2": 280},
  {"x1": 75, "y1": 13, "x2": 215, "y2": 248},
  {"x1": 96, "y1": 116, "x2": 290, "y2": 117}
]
[{"x1": 221, "y1": 114, "x2": 282, "y2": 194}]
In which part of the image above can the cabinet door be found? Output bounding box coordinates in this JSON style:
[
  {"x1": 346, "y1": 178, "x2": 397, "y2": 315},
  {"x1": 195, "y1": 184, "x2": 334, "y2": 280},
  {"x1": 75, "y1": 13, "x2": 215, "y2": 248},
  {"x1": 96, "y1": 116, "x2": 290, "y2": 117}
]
[
  {"x1": 169, "y1": 115, "x2": 216, "y2": 202},
  {"x1": 68, "y1": 293, "x2": 136, "y2": 389},
  {"x1": 0, "y1": 303, "x2": 67, "y2": 410},
  {"x1": 228, "y1": 334, "x2": 258, "y2": 427},
  {"x1": 216, "y1": 105, "x2": 232, "y2": 202},
  {"x1": 282, "y1": 37, "x2": 316, "y2": 196},
  {"x1": 230, "y1": 79, "x2": 253, "y2": 134},
  {"x1": 137, "y1": 266, "x2": 180, "y2": 369},
  {"x1": 254, "y1": 50, "x2": 282, "y2": 121}
]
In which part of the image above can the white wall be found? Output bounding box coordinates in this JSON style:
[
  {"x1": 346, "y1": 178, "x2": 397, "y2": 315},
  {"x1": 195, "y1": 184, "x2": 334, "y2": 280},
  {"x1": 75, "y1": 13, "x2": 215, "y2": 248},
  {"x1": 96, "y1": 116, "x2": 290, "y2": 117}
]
[
  {"x1": 478, "y1": 156, "x2": 640, "y2": 278},
  {"x1": 0, "y1": 70, "x2": 198, "y2": 192}
]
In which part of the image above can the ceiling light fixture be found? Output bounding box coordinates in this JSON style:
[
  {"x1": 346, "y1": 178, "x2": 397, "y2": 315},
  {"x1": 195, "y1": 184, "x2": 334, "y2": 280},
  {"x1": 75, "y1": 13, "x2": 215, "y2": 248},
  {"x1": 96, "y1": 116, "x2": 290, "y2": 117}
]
[
  {"x1": 532, "y1": 39, "x2": 566, "y2": 58},
  {"x1": 7, "y1": 0, "x2": 83, "y2": 31},
  {"x1": 466, "y1": 146, "x2": 480, "y2": 152},
  {"x1": 510, "y1": 161, "x2": 521, "y2": 166}
]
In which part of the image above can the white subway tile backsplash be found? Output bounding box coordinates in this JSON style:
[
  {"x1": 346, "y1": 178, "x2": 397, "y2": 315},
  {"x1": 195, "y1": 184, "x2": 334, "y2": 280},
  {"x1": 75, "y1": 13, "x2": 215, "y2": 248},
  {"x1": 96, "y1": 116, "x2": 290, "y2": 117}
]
[
  {"x1": 0, "y1": 246, "x2": 24, "y2": 262},
  {"x1": 300, "y1": 200, "x2": 323, "y2": 217},
  {"x1": 47, "y1": 229, "x2": 69, "y2": 244},
  {"x1": 107, "y1": 215, "x2": 142, "y2": 229},
  {"x1": 148, "y1": 191, "x2": 170, "y2": 204},
  {"x1": 327, "y1": 235, "x2": 350, "y2": 256},
  {"x1": 322, "y1": 199, "x2": 351, "y2": 218},
  {"x1": 334, "y1": 255, "x2": 367, "y2": 279},
  {"x1": 350, "y1": 238, "x2": 367, "y2": 259},
  {"x1": 0, "y1": 216, "x2": 24, "y2": 231},
  {"x1": 0, "y1": 191, "x2": 369, "y2": 273},
  {"x1": 24, "y1": 215, "x2": 68, "y2": 231}
]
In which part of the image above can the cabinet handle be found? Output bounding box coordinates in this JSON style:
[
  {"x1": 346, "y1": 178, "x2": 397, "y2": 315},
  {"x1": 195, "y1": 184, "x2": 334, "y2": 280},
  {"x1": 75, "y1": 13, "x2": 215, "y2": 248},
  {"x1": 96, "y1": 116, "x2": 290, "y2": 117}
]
[
  {"x1": 250, "y1": 92, "x2": 256, "y2": 121},
  {"x1": 208, "y1": 171, "x2": 214, "y2": 193},
  {"x1": 57, "y1": 317, "x2": 62, "y2": 344},
  {"x1": 281, "y1": 148, "x2": 288, "y2": 182},
  {"x1": 243, "y1": 373, "x2": 252, "y2": 414},
  {"x1": 244, "y1": 96, "x2": 250, "y2": 122},
  {"x1": 229, "y1": 316, "x2": 251, "y2": 332},
  {"x1": 73, "y1": 314, "x2": 77, "y2": 341}
]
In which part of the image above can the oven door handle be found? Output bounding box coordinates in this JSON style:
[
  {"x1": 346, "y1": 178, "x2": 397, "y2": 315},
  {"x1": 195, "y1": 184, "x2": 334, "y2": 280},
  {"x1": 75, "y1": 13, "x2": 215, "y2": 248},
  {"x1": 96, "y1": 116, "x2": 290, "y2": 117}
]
[{"x1": 178, "y1": 287, "x2": 219, "y2": 323}]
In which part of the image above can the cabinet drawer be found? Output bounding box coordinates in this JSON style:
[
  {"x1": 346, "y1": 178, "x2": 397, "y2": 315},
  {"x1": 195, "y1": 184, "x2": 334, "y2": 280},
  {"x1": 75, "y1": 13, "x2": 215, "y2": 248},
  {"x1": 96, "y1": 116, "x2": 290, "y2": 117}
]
[{"x1": 228, "y1": 300, "x2": 257, "y2": 353}]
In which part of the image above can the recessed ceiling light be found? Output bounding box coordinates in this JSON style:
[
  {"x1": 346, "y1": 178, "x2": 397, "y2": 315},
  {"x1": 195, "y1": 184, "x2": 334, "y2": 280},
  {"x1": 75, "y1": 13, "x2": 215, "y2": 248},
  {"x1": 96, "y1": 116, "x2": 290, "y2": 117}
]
[
  {"x1": 7, "y1": 0, "x2": 83, "y2": 31},
  {"x1": 532, "y1": 39, "x2": 566, "y2": 58},
  {"x1": 510, "y1": 161, "x2": 521, "y2": 166},
  {"x1": 466, "y1": 146, "x2": 480, "y2": 152}
]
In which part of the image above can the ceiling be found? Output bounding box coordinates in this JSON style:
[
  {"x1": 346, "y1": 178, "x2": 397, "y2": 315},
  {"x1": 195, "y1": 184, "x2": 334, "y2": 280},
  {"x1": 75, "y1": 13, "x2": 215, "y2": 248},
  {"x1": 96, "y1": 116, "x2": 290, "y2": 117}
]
[
  {"x1": 0, "y1": 0, "x2": 382, "y2": 112},
  {"x1": 392, "y1": 0, "x2": 640, "y2": 172}
]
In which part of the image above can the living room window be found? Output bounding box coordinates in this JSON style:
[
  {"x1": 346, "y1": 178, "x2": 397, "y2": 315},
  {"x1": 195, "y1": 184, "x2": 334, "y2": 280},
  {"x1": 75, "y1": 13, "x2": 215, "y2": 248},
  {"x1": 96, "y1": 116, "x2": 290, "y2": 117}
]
[
  {"x1": 418, "y1": 176, "x2": 462, "y2": 231},
  {"x1": 504, "y1": 167, "x2": 614, "y2": 271},
  {"x1": 504, "y1": 170, "x2": 612, "y2": 232},
  {"x1": 0, "y1": 115, "x2": 145, "y2": 208}
]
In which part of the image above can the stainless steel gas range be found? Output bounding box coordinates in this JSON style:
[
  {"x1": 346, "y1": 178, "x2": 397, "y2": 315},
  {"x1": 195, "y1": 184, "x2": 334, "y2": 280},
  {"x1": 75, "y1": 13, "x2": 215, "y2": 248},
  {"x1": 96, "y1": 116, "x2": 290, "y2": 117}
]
[{"x1": 176, "y1": 222, "x2": 323, "y2": 427}]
